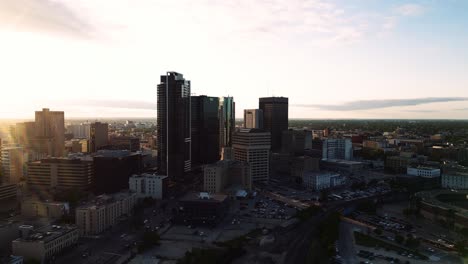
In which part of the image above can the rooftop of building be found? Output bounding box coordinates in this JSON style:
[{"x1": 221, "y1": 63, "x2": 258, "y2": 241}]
[
  {"x1": 321, "y1": 159, "x2": 364, "y2": 165},
  {"x1": 30, "y1": 157, "x2": 93, "y2": 164},
  {"x1": 76, "y1": 191, "x2": 135, "y2": 210},
  {"x1": 303, "y1": 171, "x2": 341, "y2": 177},
  {"x1": 408, "y1": 166, "x2": 440, "y2": 171},
  {"x1": 93, "y1": 150, "x2": 139, "y2": 158},
  {"x1": 180, "y1": 192, "x2": 228, "y2": 203},
  {"x1": 205, "y1": 160, "x2": 249, "y2": 168},
  {"x1": 130, "y1": 173, "x2": 168, "y2": 179},
  {"x1": 236, "y1": 128, "x2": 270, "y2": 134},
  {"x1": 13, "y1": 224, "x2": 77, "y2": 244},
  {"x1": 23, "y1": 199, "x2": 69, "y2": 206}
]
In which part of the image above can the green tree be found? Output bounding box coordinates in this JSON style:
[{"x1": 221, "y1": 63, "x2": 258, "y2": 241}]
[
  {"x1": 373, "y1": 228, "x2": 382, "y2": 236},
  {"x1": 395, "y1": 234, "x2": 404, "y2": 244},
  {"x1": 455, "y1": 240, "x2": 468, "y2": 256}
]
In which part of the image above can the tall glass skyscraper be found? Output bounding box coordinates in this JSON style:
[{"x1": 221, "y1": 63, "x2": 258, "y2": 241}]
[
  {"x1": 191, "y1": 95, "x2": 220, "y2": 165},
  {"x1": 259, "y1": 97, "x2": 289, "y2": 151},
  {"x1": 157, "y1": 72, "x2": 191, "y2": 180},
  {"x1": 219, "y1": 96, "x2": 235, "y2": 152}
]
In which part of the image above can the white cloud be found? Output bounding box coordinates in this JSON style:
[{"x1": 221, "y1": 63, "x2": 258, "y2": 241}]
[
  {"x1": 395, "y1": 3, "x2": 426, "y2": 16},
  {"x1": 0, "y1": 0, "x2": 406, "y2": 47}
]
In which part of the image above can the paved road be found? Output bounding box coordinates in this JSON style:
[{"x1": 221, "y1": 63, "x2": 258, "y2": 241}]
[{"x1": 338, "y1": 221, "x2": 358, "y2": 264}]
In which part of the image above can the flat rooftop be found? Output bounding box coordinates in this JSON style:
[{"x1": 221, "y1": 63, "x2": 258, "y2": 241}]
[
  {"x1": 77, "y1": 191, "x2": 135, "y2": 210},
  {"x1": 321, "y1": 159, "x2": 364, "y2": 165},
  {"x1": 13, "y1": 225, "x2": 77, "y2": 244},
  {"x1": 180, "y1": 192, "x2": 228, "y2": 203}
]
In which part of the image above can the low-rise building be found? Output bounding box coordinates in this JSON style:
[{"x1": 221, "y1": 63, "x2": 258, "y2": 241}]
[
  {"x1": 442, "y1": 172, "x2": 468, "y2": 190},
  {"x1": 27, "y1": 158, "x2": 94, "y2": 194},
  {"x1": 21, "y1": 200, "x2": 69, "y2": 219},
  {"x1": 129, "y1": 173, "x2": 168, "y2": 199},
  {"x1": 407, "y1": 167, "x2": 440, "y2": 178},
  {"x1": 321, "y1": 159, "x2": 364, "y2": 173},
  {"x1": 75, "y1": 191, "x2": 137, "y2": 235},
  {"x1": 175, "y1": 192, "x2": 229, "y2": 226},
  {"x1": 302, "y1": 171, "x2": 345, "y2": 191},
  {"x1": 291, "y1": 156, "x2": 320, "y2": 179},
  {"x1": 203, "y1": 160, "x2": 251, "y2": 194},
  {"x1": 12, "y1": 224, "x2": 78, "y2": 263},
  {"x1": 108, "y1": 136, "x2": 140, "y2": 152}
]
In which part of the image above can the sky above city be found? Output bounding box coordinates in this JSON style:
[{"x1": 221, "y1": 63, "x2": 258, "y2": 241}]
[{"x1": 1, "y1": 0, "x2": 468, "y2": 119}]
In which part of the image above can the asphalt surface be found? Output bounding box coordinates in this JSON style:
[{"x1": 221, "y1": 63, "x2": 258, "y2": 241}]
[{"x1": 338, "y1": 221, "x2": 358, "y2": 264}]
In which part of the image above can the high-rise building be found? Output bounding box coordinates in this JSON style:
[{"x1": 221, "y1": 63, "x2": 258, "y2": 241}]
[
  {"x1": 259, "y1": 97, "x2": 288, "y2": 151},
  {"x1": 1, "y1": 145, "x2": 24, "y2": 184},
  {"x1": 322, "y1": 138, "x2": 353, "y2": 160},
  {"x1": 191, "y1": 95, "x2": 220, "y2": 165},
  {"x1": 35, "y1": 108, "x2": 65, "y2": 157},
  {"x1": 27, "y1": 158, "x2": 94, "y2": 194},
  {"x1": 243, "y1": 109, "x2": 263, "y2": 129},
  {"x1": 89, "y1": 122, "x2": 108, "y2": 152},
  {"x1": 219, "y1": 96, "x2": 235, "y2": 152},
  {"x1": 157, "y1": 72, "x2": 191, "y2": 180},
  {"x1": 232, "y1": 129, "x2": 271, "y2": 182}
]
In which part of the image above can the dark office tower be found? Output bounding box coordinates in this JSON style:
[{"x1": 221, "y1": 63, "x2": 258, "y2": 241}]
[
  {"x1": 191, "y1": 96, "x2": 220, "y2": 165},
  {"x1": 219, "y1": 97, "x2": 235, "y2": 152},
  {"x1": 259, "y1": 97, "x2": 288, "y2": 151},
  {"x1": 35, "y1": 108, "x2": 65, "y2": 157},
  {"x1": 157, "y1": 72, "x2": 191, "y2": 180},
  {"x1": 89, "y1": 122, "x2": 109, "y2": 153},
  {"x1": 93, "y1": 150, "x2": 142, "y2": 194}
]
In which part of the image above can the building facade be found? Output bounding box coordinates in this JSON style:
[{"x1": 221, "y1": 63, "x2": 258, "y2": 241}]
[
  {"x1": 129, "y1": 173, "x2": 168, "y2": 199},
  {"x1": 281, "y1": 129, "x2": 306, "y2": 156},
  {"x1": 66, "y1": 123, "x2": 90, "y2": 139},
  {"x1": 191, "y1": 96, "x2": 220, "y2": 165},
  {"x1": 35, "y1": 108, "x2": 65, "y2": 157},
  {"x1": 175, "y1": 192, "x2": 229, "y2": 226},
  {"x1": 442, "y1": 172, "x2": 468, "y2": 189},
  {"x1": 219, "y1": 97, "x2": 235, "y2": 153},
  {"x1": 157, "y1": 72, "x2": 191, "y2": 180},
  {"x1": 21, "y1": 200, "x2": 69, "y2": 219},
  {"x1": 93, "y1": 150, "x2": 142, "y2": 194},
  {"x1": 322, "y1": 138, "x2": 353, "y2": 160},
  {"x1": 232, "y1": 129, "x2": 271, "y2": 182},
  {"x1": 89, "y1": 122, "x2": 108, "y2": 152},
  {"x1": 1, "y1": 145, "x2": 24, "y2": 184},
  {"x1": 12, "y1": 225, "x2": 79, "y2": 263},
  {"x1": 0, "y1": 183, "x2": 17, "y2": 202},
  {"x1": 407, "y1": 167, "x2": 441, "y2": 178},
  {"x1": 259, "y1": 97, "x2": 288, "y2": 151},
  {"x1": 108, "y1": 136, "x2": 140, "y2": 152},
  {"x1": 203, "y1": 160, "x2": 251, "y2": 193},
  {"x1": 302, "y1": 172, "x2": 344, "y2": 191},
  {"x1": 243, "y1": 109, "x2": 263, "y2": 129},
  {"x1": 27, "y1": 158, "x2": 94, "y2": 193},
  {"x1": 75, "y1": 191, "x2": 137, "y2": 235}
]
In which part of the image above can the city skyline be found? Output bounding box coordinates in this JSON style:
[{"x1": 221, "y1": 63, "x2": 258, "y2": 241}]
[{"x1": 1, "y1": 0, "x2": 468, "y2": 119}]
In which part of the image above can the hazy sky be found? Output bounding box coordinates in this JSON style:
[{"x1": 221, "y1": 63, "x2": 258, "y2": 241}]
[{"x1": 1, "y1": 0, "x2": 468, "y2": 119}]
